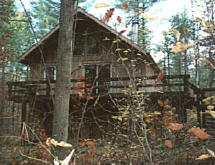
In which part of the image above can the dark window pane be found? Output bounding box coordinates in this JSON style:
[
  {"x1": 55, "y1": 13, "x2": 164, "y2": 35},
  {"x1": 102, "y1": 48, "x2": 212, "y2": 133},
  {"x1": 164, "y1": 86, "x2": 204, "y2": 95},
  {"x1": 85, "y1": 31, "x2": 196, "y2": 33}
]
[
  {"x1": 88, "y1": 36, "x2": 99, "y2": 55},
  {"x1": 45, "y1": 67, "x2": 56, "y2": 80},
  {"x1": 98, "y1": 64, "x2": 110, "y2": 93},
  {"x1": 74, "y1": 36, "x2": 84, "y2": 56}
]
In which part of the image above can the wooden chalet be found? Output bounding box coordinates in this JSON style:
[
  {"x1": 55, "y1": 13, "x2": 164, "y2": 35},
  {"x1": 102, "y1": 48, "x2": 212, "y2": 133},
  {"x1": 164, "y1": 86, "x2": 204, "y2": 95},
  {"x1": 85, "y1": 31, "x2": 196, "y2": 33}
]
[{"x1": 7, "y1": 8, "x2": 215, "y2": 139}]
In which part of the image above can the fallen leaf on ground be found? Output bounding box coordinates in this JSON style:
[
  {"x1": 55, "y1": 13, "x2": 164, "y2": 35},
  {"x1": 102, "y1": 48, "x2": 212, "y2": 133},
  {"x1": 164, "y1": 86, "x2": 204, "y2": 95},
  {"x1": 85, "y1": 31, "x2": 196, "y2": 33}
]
[
  {"x1": 188, "y1": 127, "x2": 210, "y2": 140},
  {"x1": 167, "y1": 123, "x2": 184, "y2": 131},
  {"x1": 165, "y1": 140, "x2": 173, "y2": 148}
]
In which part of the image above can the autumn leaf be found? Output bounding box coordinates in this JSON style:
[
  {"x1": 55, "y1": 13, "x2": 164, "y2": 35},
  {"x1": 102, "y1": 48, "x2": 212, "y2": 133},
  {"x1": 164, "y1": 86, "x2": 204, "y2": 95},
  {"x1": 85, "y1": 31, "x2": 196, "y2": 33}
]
[
  {"x1": 95, "y1": 3, "x2": 110, "y2": 8},
  {"x1": 46, "y1": 138, "x2": 72, "y2": 148},
  {"x1": 117, "y1": 16, "x2": 122, "y2": 23},
  {"x1": 163, "y1": 99, "x2": 169, "y2": 106},
  {"x1": 122, "y1": 2, "x2": 128, "y2": 10},
  {"x1": 117, "y1": 57, "x2": 128, "y2": 62},
  {"x1": 207, "y1": 148, "x2": 215, "y2": 157},
  {"x1": 165, "y1": 140, "x2": 173, "y2": 148},
  {"x1": 189, "y1": 127, "x2": 210, "y2": 140},
  {"x1": 115, "y1": 48, "x2": 122, "y2": 52},
  {"x1": 207, "y1": 105, "x2": 214, "y2": 110},
  {"x1": 103, "y1": 36, "x2": 111, "y2": 41},
  {"x1": 112, "y1": 39, "x2": 121, "y2": 43},
  {"x1": 156, "y1": 72, "x2": 164, "y2": 83},
  {"x1": 204, "y1": 110, "x2": 215, "y2": 118},
  {"x1": 193, "y1": 17, "x2": 202, "y2": 22},
  {"x1": 167, "y1": 123, "x2": 184, "y2": 131},
  {"x1": 196, "y1": 154, "x2": 211, "y2": 160},
  {"x1": 142, "y1": 13, "x2": 158, "y2": 22},
  {"x1": 157, "y1": 99, "x2": 164, "y2": 107},
  {"x1": 119, "y1": 30, "x2": 126, "y2": 35},
  {"x1": 102, "y1": 8, "x2": 114, "y2": 23},
  {"x1": 171, "y1": 28, "x2": 181, "y2": 41},
  {"x1": 171, "y1": 42, "x2": 193, "y2": 53},
  {"x1": 184, "y1": 27, "x2": 189, "y2": 34}
]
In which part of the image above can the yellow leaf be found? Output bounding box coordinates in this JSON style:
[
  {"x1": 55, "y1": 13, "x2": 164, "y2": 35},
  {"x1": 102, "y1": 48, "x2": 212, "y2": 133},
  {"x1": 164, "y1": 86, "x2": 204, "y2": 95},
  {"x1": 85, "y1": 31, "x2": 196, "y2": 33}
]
[
  {"x1": 95, "y1": 3, "x2": 110, "y2": 8},
  {"x1": 112, "y1": 39, "x2": 121, "y2": 43},
  {"x1": 121, "y1": 57, "x2": 128, "y2": 61},
  {"x1": 46, "y1": 138, "x2": 72, "y2": 148},
  {"x1": 171, "y1": 42, "x2": 193, "y2": 53},
  {"x1": 194, "y1": 17, "x2": 202, "y2": 22},
  {"x1": 196, "y1": 154, "x2": 211, "y2": 160},
  {"x1": 118, "y1": 116, "x2": 122, "y2": 121},
  {"x1": 207, "y1": 105, "x2": 214, "y2": 110},
  {"x1": 142, "y1": 13, "x2": 158, "y2": 22},
  {"x1": 103, "y1": 37, "x2": 110, "y2": 41},
  {"x1": 58, "y1": 141, "x2": 73, "y2": 148},
  {"x1": 115, "y1": 48, "x2": 122, "y2": 52},
  {"x1": 205, "y1": 110, "x2": 215, "y2": 118},
  {"x1": 112, "y1": 116, "x2": 122, "y2": 121}
]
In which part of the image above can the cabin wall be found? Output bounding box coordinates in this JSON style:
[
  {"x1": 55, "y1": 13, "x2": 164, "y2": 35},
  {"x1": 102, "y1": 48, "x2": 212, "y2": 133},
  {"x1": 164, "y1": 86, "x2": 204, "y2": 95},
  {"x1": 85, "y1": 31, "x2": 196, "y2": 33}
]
[{"x1": 27, "y1": 14, "x2": 158, "y2": 94}]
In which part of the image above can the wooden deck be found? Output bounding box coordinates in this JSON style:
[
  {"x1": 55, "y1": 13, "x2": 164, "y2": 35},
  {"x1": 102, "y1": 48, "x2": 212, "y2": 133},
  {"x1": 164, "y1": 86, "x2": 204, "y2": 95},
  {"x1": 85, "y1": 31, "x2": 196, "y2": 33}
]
[
  {"x1": 7, "y1": 74, "x2": 190, "y2": 102},
  {"x1": 6, "y1": 74, "x2": 215, "y2": 137}
]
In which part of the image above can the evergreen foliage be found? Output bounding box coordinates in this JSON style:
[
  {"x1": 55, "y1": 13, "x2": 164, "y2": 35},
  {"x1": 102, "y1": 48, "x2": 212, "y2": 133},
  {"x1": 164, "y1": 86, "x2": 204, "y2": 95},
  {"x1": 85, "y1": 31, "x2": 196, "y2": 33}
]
[{"x1": 157, "y1": 12, "x2": 193, "y2": 76}]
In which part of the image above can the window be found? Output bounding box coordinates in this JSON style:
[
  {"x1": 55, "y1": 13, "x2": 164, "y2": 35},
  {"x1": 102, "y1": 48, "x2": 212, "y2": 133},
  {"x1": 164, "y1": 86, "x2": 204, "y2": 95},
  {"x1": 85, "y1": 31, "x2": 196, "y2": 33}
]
[
  {"x1": 44, "y1": 66, "x2": 56, "y2": 80},
  {"x1": 87, "y1": 35, "x2": 99, "y2": 55},
  {"x1": 74, "y1": 36, "x2": 84, "y2": 56},
  {"x1": 85, "y1": 64, "x2": 111, "y2": 93}
]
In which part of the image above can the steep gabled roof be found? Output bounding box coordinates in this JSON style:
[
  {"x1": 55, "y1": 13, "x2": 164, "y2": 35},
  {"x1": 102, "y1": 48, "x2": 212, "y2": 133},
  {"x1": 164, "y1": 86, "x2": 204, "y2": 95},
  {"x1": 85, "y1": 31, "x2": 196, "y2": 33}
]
[{"x1": 19, "y1": 8, "x2": 160, "y2": 72}]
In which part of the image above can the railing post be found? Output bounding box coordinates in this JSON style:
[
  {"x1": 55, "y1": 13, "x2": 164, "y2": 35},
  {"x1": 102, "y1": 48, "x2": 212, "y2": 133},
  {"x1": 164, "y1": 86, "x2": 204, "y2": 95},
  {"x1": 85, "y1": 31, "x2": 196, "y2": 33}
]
[
  {"x1": 8, "y1": 83, "x2": 12, "y2": 100},
  {"x1": 183, "y1": 75, "x2": 190, "y2": 123}
]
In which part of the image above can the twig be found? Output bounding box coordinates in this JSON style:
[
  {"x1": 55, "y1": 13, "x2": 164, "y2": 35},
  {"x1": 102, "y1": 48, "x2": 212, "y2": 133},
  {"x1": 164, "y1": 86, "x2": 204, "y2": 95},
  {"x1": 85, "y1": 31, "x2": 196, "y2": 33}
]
[{"x1": 20, "y1": 152, "x2": 50, "y2": 164}]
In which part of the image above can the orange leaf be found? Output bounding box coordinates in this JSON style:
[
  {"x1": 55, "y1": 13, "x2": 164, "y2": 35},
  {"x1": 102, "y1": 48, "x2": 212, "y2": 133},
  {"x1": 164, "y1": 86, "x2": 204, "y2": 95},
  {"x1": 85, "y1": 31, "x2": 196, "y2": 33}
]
[
  {"x1": 77, "y1": 75, "x2": 84, "y2": 79},
  {"x1": 156, "y1": 72, "x2": 164, "y2": 83},
  {"x1": 157, "y1": 99, "x2": 164, "y2": 107},
  {"x1": 189, "y1": 127, "x2": 210, "y2": 140},
  {"x1": 78, "y1": 91, "x2": 85, "y2": 98},
  {"x1": 78, "y1": 82, "x2": 85, "y2": 88},
  {"x1": 163, "y1": 99, "x2": 169, "y2": 106},
  {"x1": 102, "y1": 8, "x2": 114, "y2": 23},
  {"x1": 122, "y1": 2, "x2": 128, "y2": 10},
  {"x1": 119, "y1": 30, "x2": 126, "y2": 35},
  {"x1": 167, "y1": 123, "x2": 184, "y2": 131},
  {"x1": 117, "y1": 16, "x2": 122, "y2": 23},
  {"x1": 165, "y1": 140, "x2": 172, "y2": 148}
]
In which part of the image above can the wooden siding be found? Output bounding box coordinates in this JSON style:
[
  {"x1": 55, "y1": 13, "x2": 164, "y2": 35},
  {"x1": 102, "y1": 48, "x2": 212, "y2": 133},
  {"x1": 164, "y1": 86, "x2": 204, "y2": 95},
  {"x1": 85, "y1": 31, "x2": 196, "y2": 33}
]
[{"x1": 19, "y1": 11, "x2": 160, "y2": 96}]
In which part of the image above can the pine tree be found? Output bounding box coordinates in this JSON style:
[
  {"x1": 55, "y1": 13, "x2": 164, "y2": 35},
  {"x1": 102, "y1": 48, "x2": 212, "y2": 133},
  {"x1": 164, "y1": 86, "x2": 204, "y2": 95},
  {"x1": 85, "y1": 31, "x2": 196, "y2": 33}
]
[
  {"x1": 116, "y1": 0, "x2": 166, "y2": 49},
  {"x1": 158, "y1": 12, "x2": 193, "y2": 76},
  {"x1": 30, "y1": 0, "x2": 88, "y2": 38},
  {"x1": 31, "y1": 0, "x2": 60, "y2": 37}
]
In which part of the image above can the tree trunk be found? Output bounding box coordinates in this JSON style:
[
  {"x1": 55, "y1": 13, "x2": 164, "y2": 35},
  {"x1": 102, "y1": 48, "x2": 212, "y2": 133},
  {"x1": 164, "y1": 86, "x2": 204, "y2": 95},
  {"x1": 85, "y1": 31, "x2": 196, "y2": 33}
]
[{"x1": 52, "y1": 0, "x2": 74, "y2": 159}]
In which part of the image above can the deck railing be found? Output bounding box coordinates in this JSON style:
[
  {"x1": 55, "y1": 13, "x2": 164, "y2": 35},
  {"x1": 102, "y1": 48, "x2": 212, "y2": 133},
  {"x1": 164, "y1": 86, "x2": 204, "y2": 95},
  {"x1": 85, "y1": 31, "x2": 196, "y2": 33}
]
[{"x1": 7, "y1": 74, "x2": 191, "y2": 100}]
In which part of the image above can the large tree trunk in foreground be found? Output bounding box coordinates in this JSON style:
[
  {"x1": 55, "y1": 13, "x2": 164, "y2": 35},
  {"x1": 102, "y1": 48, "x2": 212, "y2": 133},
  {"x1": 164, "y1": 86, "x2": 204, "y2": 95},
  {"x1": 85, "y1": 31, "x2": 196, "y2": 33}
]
[{"x1": 52, "y1": 0, "x2": 74, "y2": 159}]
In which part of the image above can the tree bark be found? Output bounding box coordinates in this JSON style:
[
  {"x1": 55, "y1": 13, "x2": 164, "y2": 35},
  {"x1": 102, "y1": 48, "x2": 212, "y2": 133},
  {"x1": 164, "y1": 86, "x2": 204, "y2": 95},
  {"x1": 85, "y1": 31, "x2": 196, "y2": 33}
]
[{"x1": 52, "y1": 0, "x2": 74, "y2": 159}]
